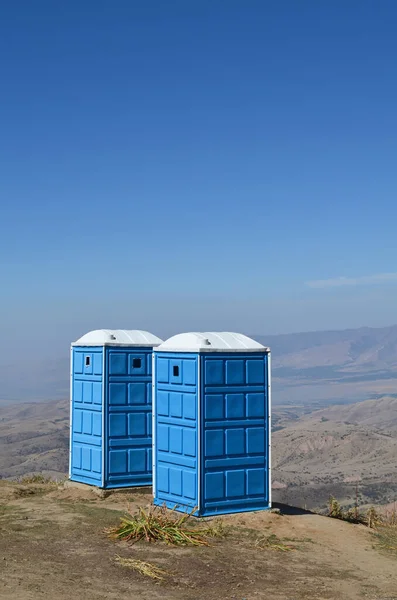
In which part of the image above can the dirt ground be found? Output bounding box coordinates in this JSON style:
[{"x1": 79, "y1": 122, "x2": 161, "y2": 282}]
[{"x1": 0, "y1": 481, "x2": 396, "y2": 600}]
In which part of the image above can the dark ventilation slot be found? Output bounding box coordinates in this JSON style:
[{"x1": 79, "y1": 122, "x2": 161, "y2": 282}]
[
  {"x1": 173, "y1": 365, "x2": 179, "y2": 377},
  {"x1": 85, "y1": 356, "x2": 91, "y2": 367},
  {"x1": 132, "y1": 358, "x2": 142, "y2": 369}
]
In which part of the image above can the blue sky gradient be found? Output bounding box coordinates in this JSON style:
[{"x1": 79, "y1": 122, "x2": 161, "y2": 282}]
[{"x1": 1, "y1": 0, "x2": 397, "y2": 360}]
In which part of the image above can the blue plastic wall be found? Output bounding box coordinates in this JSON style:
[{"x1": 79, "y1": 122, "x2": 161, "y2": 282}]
[
  {"x1": 153, "y1": 352, "x2": 269, "y2": 516},
  {"x1": 105, "y1": 347, "x2": 153, "y2": 487},
  {"x1": 202, "y1": 353, "x2": 269, "y2": 515},
  {"x1": 154, "y1": 353, "x2": 199, "y2": 510},
  {"x1": 70, "y1": 346, "x2": 153, "y2": 488},
  {"x1": 71, "y1": 347, "x2": 104, "y2": 485}
]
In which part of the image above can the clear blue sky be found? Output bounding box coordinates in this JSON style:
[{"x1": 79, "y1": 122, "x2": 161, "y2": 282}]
[{"x1": 1, "y1": 0, "x2": 397, "y2": 360}]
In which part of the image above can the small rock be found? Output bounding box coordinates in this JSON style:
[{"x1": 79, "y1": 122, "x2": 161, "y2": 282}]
[{"x1": 269, "y1": 508, "x2": 281, "y2": 515}]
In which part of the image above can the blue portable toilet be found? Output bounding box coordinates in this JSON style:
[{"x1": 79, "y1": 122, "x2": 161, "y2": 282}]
[
  {"x1": 153, "y1": 332, "x2": 271, "y2": 516},
  {"x1": 70, "y1": 329, "x2": 163, "y2": 488}
]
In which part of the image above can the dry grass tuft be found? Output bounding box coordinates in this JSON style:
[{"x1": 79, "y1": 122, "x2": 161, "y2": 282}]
[
  {"x1": 255, "y1": 533, "x2": 297, "y2": 552},
  {"x1": 106, "y1": 503, "x2": 225, "y2": 546},
  {"x1": 328, "y1": 496, "x2": 383, "y2": 527},
  {"x1": 381, "y1": 504, "x2": 397, "y2": 527},
  {"x1": 373, "y1": 526, "x2": 397, "y2": 556},
  {"x1": 114, "y1": 556, "x2": 171, "y2": 580},
  {"x1": 18, "y1": 474, "x2": 55, "y2": 485}
]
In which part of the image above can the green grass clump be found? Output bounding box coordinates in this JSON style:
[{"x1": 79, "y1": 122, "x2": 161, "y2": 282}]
[{"x1": 106, "y1": 504, "x2": 224, "y2": 546}]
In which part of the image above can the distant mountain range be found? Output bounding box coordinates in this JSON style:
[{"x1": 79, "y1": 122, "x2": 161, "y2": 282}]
[
  {"x1": 255, "y1": 325, "x2": 397, "y2": 406},
  {"x1": 1, "y1": 324, "x2": 397, "y2": 404},
  {"x1": 256, "y1": 324, "x2": 397, "y2": 370}
]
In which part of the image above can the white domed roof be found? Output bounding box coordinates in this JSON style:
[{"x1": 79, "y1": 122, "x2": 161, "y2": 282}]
[
  {"x1": 72, "y1": 329, "x2": 163, "y2": 347},
  {"x1": 156, "y1": 332, "x2": 269, "y2": 353}
]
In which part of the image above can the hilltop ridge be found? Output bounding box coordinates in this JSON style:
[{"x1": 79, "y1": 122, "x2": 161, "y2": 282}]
[{"x1": 0, "y1": 479, "x2": 396, "y2": 599}]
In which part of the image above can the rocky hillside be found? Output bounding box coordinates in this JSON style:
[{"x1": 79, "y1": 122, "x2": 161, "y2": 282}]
[
  {"x1": 272, "y1": 397, "x2": 397, "y2": 509},
  {"x1": 0, "y1": 399, "x2": 69, "y2": 479},
  {"x1": 307, "y1": 396, "x2": 397, "y2": 431}
]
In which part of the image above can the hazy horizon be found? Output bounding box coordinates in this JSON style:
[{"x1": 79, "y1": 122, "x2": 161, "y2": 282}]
[{"x1": 2, "y1": 321, "x2": 397, "y2": 403}]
